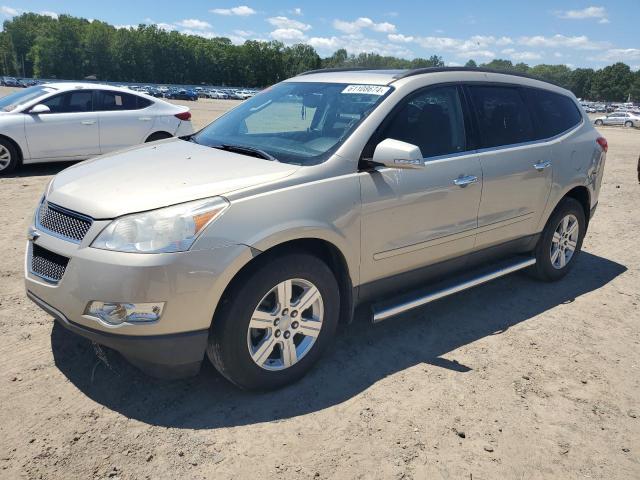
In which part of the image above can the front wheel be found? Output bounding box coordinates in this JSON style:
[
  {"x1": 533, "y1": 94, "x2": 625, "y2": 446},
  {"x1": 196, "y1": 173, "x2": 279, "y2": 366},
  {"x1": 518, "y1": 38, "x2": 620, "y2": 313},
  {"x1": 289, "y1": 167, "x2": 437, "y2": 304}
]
[
  {"x1": 624, "y1": 121, "x2": 633, "y2": 128},
  {"x1": 0, "y1": 139, "x2": 19, "y2": 175},
  {"x1": 207, "y1": 252, "x2": 340, "y2": 390},
  {"x1": 594, "y1": 119, "x2": 603, "y2": 126},
  {"x1": 531, "y1": 197, "x2": 586, "y2": 282}
]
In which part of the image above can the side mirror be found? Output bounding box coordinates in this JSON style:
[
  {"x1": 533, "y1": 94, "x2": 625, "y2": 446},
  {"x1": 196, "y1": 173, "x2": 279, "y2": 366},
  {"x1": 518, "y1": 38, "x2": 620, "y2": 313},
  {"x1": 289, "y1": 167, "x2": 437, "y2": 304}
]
[
  {"x1": 29, "y1": 104, "x2": 50, "y2": 114},
  {"x1": 371, "y1": 138, "x2": 424, "y2": 169}
]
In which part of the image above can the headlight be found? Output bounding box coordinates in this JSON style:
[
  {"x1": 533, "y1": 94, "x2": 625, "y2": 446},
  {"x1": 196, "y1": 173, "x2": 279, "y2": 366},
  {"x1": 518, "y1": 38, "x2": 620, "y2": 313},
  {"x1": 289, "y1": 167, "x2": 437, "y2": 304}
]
[{"x1": 92, "y1": 197, "x2": 229, "y2": 253}]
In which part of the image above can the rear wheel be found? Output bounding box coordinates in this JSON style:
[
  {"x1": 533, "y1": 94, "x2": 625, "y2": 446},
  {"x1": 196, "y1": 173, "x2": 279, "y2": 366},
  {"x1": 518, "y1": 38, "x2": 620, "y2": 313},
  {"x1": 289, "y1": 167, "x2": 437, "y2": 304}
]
[
  {"x1": 594, "y1": 119, "x2": 604, "y2": 126},
  {"x1": 0, "y1": 139, "x2": 19, "y2": 175},
  {"x1": 531, "y1": 198, "x2": 586, "y2": 281},
  {"x1": 207, "y1": 252, "x2": 340, "y2": 390}
]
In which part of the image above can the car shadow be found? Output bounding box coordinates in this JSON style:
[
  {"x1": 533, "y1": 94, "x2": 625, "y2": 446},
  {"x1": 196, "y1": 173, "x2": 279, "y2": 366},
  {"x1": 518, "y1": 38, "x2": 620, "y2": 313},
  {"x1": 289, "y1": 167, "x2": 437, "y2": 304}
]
[
  {"x1": 5, "y1": 162, "x2": 77, "y2": 178},
  {"x1": 50, "y1": 251, "x2": 626, "y2": 429}
]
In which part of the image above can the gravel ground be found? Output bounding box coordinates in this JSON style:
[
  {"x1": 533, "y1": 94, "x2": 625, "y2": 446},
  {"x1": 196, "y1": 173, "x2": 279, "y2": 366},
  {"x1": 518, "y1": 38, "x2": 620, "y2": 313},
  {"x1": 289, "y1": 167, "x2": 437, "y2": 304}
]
[{"x1": 0, "y1": 86, "x2": 639, "y2": 479}]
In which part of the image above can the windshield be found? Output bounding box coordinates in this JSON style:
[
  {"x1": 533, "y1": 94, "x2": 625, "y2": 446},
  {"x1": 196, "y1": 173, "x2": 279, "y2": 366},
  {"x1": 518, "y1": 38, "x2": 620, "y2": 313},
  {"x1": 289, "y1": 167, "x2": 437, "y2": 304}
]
[
  {"x1": 192, "y1": 82, "x2": 392, "y2": 165},
  {"x1": 0, "y1": 86, "x2": 56, "y2": 112}
]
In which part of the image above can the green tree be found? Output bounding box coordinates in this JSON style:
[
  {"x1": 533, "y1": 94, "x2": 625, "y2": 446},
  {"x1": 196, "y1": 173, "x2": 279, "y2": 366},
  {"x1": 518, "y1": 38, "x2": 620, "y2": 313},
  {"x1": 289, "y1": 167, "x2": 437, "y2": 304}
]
[
  {"x1": 590, "y1": 62, "x2": 633, "y2": 101},
  {"x1": 465, "y1": 59, "x2": 477, "y2": 68}
]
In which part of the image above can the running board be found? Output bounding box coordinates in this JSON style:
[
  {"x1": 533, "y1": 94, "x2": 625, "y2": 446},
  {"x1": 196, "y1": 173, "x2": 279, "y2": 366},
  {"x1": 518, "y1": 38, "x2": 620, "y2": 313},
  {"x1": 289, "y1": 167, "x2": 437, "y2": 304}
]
[{"x1": 371, "y1": 257, "x2": 536, "y2": 323}]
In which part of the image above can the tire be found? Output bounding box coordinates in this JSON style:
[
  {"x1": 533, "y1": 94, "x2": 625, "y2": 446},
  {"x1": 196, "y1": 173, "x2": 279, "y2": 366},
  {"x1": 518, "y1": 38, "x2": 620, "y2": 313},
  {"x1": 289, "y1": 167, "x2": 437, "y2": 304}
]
[
  {"x1": 594, "y1": 119, "x2": 603, "y2": 126},
  {"x1": 530, "y1": 197, "x2": 586, "y2": 282},
  {"x1": 0, "y1": 138, "x2": 19, "y2": 175},
  {"x1": 145, "y1": 132, "x2": 173, "y2": 142},
  {"x1": 624, "y1": 121, "x2": 633, "y2": 128},
  {"x1": 207, "y1": 252, "x2": 340, "y2": 390}
]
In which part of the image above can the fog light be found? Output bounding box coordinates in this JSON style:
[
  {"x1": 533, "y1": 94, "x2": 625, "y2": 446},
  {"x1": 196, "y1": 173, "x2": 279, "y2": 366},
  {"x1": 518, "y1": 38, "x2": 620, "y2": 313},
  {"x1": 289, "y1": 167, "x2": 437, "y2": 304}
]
[{"x1": 85, "y1": 301, "x2": 164, "y2": 325}]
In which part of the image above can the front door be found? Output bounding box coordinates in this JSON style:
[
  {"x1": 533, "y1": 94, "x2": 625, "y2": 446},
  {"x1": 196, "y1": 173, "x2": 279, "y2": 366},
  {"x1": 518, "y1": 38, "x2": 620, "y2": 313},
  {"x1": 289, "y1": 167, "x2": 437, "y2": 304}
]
[
  {"x1": 24, "y1": 90, "x2": 100, "y2": 160},
  {"x1": 359, "y1": 85, "x2": 482, "y2": 287}
]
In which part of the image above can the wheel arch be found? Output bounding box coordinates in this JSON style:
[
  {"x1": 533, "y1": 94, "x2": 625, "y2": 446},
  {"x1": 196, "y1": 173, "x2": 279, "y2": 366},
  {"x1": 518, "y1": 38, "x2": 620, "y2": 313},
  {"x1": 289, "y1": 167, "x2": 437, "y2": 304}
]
[
  {"x1": 145, "y1": 131, "x2": 173, "y2": 142},
  {"x1": 563, "y1": 185, "x2": 591, "y2": 224},
  {"x1": 213, "y1": 237, "x2": 355, "y2": 328}
]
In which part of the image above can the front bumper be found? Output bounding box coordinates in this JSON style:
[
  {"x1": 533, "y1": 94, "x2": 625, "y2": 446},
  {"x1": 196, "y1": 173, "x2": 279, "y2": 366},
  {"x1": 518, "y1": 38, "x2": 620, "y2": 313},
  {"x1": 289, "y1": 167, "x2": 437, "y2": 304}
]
[
  {"x1": 28, "y1": 290, "x2": 208, "y2": 378},
  {"x1": 25, "y1": 229, "x2": 254, "y2": 377}
]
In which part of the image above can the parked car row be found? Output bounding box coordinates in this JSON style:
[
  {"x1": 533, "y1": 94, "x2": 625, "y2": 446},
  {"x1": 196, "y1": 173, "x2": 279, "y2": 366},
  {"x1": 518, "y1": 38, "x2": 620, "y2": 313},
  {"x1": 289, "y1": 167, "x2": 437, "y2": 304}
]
[
  {"x1": 1, "y1": 76, "x2": 42, "y2": 88},
  {"x1": 0, "y1": 82, "x2": 194, "y2": 174}
]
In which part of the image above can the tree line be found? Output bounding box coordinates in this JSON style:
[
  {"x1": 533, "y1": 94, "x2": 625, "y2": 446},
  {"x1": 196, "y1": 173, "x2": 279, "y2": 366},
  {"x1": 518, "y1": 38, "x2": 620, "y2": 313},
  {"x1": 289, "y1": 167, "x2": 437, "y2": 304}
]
[{"x1": 1, "y1": 13, "x2": 638, "y2": 101}]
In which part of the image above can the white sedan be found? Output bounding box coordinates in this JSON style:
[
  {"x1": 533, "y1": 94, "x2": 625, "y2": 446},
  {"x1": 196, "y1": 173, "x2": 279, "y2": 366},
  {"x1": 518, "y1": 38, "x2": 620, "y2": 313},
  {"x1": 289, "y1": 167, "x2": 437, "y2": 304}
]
[{"x1": 0, "y1": 82, "x2": 194, "y2": 174}]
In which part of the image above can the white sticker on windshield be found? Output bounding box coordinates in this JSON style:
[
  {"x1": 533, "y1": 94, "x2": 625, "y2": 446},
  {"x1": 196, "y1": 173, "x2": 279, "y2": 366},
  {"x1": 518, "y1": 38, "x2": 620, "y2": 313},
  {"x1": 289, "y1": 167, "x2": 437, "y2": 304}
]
[{"x1": 341, "y1": 85, "x2": 390, "y2": 96}]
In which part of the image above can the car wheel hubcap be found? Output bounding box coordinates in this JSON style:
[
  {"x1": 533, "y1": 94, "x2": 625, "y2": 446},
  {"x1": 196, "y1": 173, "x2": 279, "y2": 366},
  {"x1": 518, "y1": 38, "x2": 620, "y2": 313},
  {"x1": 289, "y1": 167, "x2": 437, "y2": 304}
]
[
  {"x1": 0, "y1": 145, "x2": 11, "y2": 171},
  {"x1": 550, "y1": 214, "x2": 579, "y2": 270},
  {"x1": 247, "y1": 278, "x2": 324, "y2": 371}
]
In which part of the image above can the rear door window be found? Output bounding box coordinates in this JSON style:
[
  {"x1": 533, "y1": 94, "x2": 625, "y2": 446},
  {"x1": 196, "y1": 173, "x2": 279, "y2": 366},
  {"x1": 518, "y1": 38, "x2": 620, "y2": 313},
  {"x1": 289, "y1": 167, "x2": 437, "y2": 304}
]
[
  {"x1": 526, "y1": 88, "x2": 582, "y2": 138},
  {"x1": 379, "y1": 85, "x2": 467, "y2": 158},
  {"x1": 468, "y1": 85, "x2": 535, "y2": 148},
  {"x1": 97, "y1": 91, "x2": 151, "y2": 111}
]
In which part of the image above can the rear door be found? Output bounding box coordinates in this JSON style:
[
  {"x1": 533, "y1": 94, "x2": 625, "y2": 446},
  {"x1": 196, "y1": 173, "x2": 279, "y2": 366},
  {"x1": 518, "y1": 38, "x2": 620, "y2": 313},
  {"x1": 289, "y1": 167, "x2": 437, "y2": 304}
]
[
  {"x1": 95, "y1": 90, "x2": 155, "y2": 153},
  {"x1": 23, "y1": 90, "x2": 100, "y2": 160},
  {"x1": 467, "y1": 84, "x2": 552, "y2": 249}
]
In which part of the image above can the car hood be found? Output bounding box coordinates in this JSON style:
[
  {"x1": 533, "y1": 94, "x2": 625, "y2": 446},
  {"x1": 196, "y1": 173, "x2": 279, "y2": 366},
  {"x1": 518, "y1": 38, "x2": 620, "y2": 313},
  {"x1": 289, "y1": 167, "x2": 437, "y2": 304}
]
[{"x1": 47, "y1": 138, "x2": 300, "y2": 219}]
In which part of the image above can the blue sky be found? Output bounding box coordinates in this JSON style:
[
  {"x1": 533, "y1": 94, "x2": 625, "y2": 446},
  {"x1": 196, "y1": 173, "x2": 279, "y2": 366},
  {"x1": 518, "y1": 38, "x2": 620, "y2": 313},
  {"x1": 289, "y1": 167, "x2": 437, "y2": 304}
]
[{"x1": 3, "y1": 1, "x2": 639, "y2": 69}]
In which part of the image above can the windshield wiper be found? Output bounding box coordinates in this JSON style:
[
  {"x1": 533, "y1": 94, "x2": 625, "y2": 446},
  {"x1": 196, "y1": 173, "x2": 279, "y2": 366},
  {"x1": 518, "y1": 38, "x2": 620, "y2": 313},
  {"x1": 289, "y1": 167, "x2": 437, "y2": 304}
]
[{"x1": 210, "y1": 144, "x2": 277, "y2": 161}]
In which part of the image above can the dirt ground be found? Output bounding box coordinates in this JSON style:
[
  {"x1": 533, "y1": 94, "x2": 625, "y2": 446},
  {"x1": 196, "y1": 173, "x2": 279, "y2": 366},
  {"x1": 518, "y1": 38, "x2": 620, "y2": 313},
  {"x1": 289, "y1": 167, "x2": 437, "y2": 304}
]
[{"x1": 0, "y1": 86, "x2": 639, "y2": 479}]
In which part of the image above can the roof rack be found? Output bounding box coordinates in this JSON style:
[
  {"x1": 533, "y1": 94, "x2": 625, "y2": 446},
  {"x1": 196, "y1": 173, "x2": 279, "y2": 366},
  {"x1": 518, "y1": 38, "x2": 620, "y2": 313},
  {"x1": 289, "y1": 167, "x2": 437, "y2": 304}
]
[
  {"x1": 391, "y1": 67, "x2": 562, "y2": 87},
  {"x1": 296, "y1": 67, "x2": 391, "y2": 76},
  {"x1": 296, "y1": 66, "x2": 561, "y2": 88}
]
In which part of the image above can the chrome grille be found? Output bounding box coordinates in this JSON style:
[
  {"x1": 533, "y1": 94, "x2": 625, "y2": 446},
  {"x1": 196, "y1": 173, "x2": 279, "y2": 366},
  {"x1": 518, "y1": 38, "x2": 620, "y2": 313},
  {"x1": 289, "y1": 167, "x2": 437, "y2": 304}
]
[
  {"x1": 31, "y1": 244, "x2": 69, "y2": 283},
  {"x1": 37, "y1": 201, "x2": 92, "y2": 243}
]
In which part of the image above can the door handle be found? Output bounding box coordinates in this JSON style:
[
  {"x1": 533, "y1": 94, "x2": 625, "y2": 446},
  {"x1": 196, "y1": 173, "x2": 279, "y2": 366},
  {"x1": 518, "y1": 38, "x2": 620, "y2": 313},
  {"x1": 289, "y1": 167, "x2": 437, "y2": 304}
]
[
  {"x1": 533, "y1": 161, "x2": 552, "y2": 171},
  {"x1": 453, "y1": 175, "x2": 478, "y2": 187},
  {"x1": 81, "y1": 120, "x2": 96, "y2": 125},
  {"x1": 138, "y1": 117, "x2": 152, "y2": 121}
]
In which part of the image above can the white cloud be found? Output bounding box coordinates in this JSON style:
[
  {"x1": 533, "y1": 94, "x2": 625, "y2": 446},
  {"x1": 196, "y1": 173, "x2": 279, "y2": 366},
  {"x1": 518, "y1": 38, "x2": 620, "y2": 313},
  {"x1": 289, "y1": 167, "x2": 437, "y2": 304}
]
[
  {"x1": 308, "y1": 34, "x2": 412, "y2": 57},
  {"x1": 270, "y1": 28, "x2": 306, "y2": 42},
  {"x1": 591, "y1": 48, "x2": 640, "y2": 63},
  {"x1": 510, "y1": 51, "x2": 542, "y2": 61},
  {"x1": 387, "y1": 33, "x2": 414, "y2": 43},
  {"x1": 267, "y1": 16, "x2": 311, "y2": 31},
  {"x1": 517, "y1": 34, "x2": 608, "y2": 50},
  {"x1": 210, "y1": 5, "x2": 256, "y2": 16},
  {"x1": 234, "y1": 29, "x2": 254, "y2": 37},
  {"x1": 291, "y1": 7, "x2": 303, "y2": 16},
  {"x1": 40, "y1": 10, "x2": 57, "y2": 18},
  {"x1": 180, "y1": 29, "x2": 218, "y2": 39},
  {"x1": 1, "y1": 5, "x2": 19, "y2": 16},
  {"x1": 333, "y1": 17, "x2": 396, "y2": 34},
  {"x1": 176, "y1": 19, "x2": 211, "y2": 30},
  {"x1": 555, "y1": 6, "x2": 608, "y2": 23}
]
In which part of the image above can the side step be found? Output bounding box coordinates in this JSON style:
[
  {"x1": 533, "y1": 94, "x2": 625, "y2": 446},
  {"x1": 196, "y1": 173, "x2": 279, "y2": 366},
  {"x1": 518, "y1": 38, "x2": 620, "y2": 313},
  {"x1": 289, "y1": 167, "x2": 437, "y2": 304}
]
[{"x1": 371, "y1": 257, "x2": 536, "y2": 323}]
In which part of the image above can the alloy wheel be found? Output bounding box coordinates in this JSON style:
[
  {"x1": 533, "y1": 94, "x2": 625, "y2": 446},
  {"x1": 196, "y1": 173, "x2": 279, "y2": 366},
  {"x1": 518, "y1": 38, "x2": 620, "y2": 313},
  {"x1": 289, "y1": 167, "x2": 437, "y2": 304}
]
[
  {"x1": 247, "y1": 278, "x2": 324, "y2": 371},
  {"x1": 550, "y1": 214, "x2": 579, "y2": 269},
  {"x1": 0, "y1": 145, "x2": 11, "y2": 172}
]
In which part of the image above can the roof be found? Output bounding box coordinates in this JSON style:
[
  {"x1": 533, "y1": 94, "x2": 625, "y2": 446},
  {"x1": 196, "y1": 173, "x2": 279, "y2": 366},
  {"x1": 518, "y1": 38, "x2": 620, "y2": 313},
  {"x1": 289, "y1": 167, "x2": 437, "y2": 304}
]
[
  {"x1": 292, "y1": 67, "x2": 563, "y2": 89},
  {"x1": 40, "y1": 82, "x2": 140, "y2": 93}
]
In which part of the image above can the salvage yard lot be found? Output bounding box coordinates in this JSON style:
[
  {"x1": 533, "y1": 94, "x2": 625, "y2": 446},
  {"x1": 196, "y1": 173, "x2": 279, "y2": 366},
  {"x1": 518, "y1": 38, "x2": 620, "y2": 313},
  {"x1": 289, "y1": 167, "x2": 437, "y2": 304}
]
[{"x1": 0, "y1": 87, "x2": 639, "y2": 479}]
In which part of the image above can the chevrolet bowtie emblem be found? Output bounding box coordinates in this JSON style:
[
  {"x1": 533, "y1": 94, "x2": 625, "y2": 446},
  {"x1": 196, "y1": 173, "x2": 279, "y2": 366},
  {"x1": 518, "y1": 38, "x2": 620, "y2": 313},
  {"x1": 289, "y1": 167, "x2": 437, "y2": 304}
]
[{"x1": 28, "y1": 227, "x2": 40, "y2": 242}]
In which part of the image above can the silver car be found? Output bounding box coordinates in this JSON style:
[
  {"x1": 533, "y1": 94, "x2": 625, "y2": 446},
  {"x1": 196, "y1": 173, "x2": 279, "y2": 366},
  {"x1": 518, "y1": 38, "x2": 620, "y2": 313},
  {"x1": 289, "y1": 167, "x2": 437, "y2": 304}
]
[
  {"x1": 25, "y1": 68, "x2": 607, "y2": 390},
  {"x1": 594, "y1": 111, "x2": 640, "y2": 127}
]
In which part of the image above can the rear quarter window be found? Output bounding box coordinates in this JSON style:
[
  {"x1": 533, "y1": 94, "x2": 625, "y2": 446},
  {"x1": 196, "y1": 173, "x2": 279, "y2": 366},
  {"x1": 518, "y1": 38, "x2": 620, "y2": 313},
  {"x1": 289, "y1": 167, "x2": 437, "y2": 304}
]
[{"x1": 527, "y1": 88, "x2": 582, "y2": 139}]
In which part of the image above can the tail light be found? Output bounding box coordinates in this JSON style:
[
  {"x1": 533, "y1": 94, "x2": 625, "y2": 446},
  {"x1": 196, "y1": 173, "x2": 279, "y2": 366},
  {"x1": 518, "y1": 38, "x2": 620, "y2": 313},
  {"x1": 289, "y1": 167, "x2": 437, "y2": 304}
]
[
  {"x1": 175, "y1": 111, "x2": 191, "y2": 121},
  {"x1": 596, "y1": 137, "x2": 608, "y2": 153}
]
